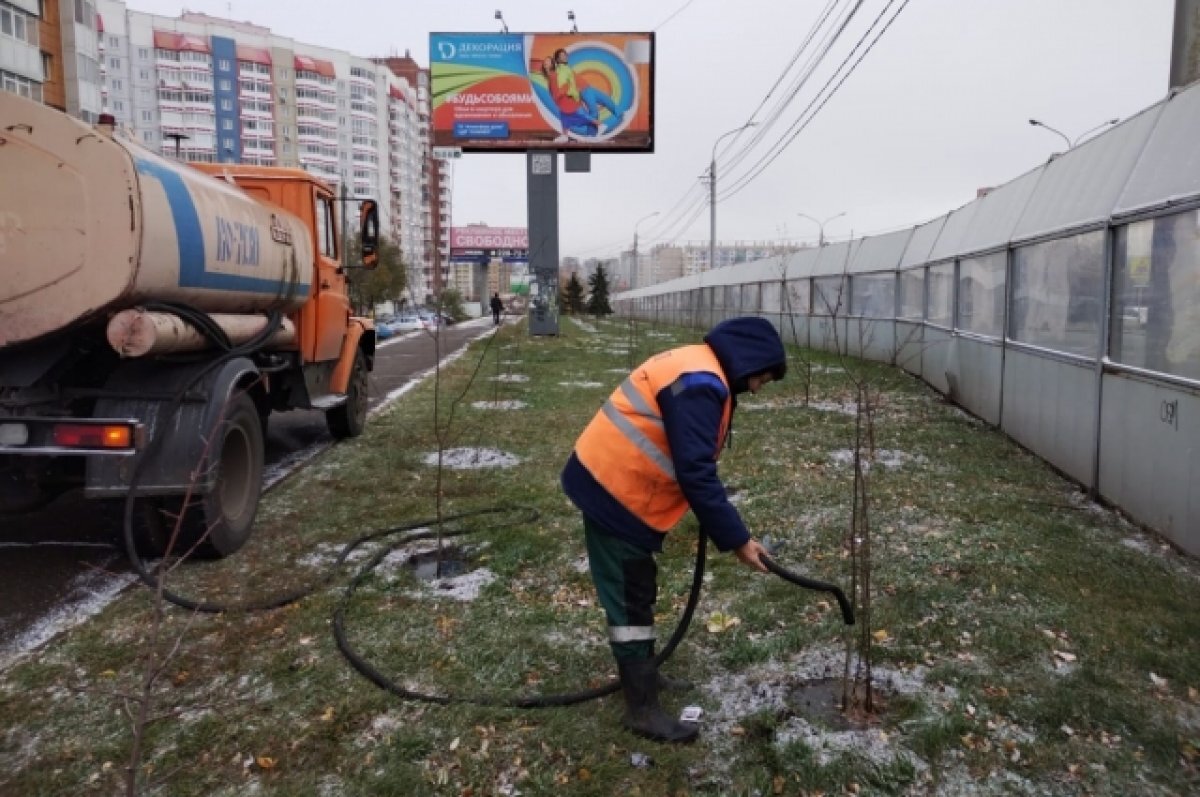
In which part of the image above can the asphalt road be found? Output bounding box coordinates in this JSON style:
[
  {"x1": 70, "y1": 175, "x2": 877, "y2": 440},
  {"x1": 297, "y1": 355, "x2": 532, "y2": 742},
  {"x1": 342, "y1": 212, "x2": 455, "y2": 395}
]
[{"x1": 0, "y1": 317, "x2": 498, "y2": 670}]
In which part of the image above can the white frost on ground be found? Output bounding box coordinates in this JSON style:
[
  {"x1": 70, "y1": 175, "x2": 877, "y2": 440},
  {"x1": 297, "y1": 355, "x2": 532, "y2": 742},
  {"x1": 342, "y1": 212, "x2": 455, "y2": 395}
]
[
  {"x1": 570, "y1": 318, "x2": 598, "y2": 334},
  {"x1": 500, "y1": 360, "x2": 522, "y2": 366},
  {"x1": 828, "y1": 448, "x2": 926, "y2": 471},
  {"x1": 471, "y1": 400, "x2": 528, "y2": 410},
  {"x1": 606, "y1": 368, "x2": 629, "y2": 374},
  {"x1": 606, "y1": 348, "x2": 631, "y2": 355},
  {"x1": 702, "y1": 646, "x2": 947, "y2": 780},
  {"x1": 489, "y1": 374, "x2": 529, "y2": 383},
  {"x1": 0, "y1": 565, "x2": 136, "y2": 671},
  {"x1": 557, "y1": 381, "x2": 604, "y2": 388},
  {"x1": 263, "y1": 441, "x2": 331, "y2": 489},
  {"x1": 424, "y1": 448, "x2": 520, "y2": 469},
  {"x1": 571, "y1": 555, "x2": 590, "y2": 574},
  {"x1": 811, "y1": 400, "x2": 861, "y2": 416},
  {"x1": 420, "y1": 567, "x2": 496, "y2": 602}
]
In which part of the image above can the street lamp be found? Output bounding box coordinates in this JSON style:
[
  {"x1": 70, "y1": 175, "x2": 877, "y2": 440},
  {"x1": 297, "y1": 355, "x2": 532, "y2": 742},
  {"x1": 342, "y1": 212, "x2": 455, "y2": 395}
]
[
  {"x1": 1028, "y1": 117, "x2": 1119, "y2": 150},
  {"x1": 796, "y1": 211, "x2": 846, "y2": 247},
  {"x1": 708, "y1": 122, "x2": 756, "y2": 273},
  {"x1": 632, "y1": 211, "x2": 659, "y2": 288}
]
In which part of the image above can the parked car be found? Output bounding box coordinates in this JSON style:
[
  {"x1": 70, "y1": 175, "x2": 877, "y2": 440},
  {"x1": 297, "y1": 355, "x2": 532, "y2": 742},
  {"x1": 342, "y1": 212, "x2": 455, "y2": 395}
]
[
  {"x1": 416, "y1": 309, "x2": 441, "y2": 328},
  {"x1": 389, "y1": 314, "x2": 425, "y2": 333}
]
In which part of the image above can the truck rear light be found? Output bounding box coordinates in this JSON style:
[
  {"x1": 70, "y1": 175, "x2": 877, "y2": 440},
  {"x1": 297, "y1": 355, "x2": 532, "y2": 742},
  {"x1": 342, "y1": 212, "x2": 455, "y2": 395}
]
[
  {"x1": 52, "y1": 423, "x2": 135, "y2": 450},
  {"x1": 0, "y1": 423, "x2": 30, "y2": 446}
]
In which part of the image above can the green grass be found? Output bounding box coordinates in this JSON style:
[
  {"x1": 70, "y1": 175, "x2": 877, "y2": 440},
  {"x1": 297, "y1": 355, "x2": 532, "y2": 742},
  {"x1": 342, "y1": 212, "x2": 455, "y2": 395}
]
[{"x1": 1, "y1": 316, "x2": 1198, "y2": 796}]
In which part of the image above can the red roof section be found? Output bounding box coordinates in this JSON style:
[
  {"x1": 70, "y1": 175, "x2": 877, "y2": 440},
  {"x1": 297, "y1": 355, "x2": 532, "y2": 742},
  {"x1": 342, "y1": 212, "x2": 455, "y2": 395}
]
[
  {"x1": 294, "y1": 55, "x2": 336, "y2": 78},
  {"x1": 236, "y1": 45, "x2": 272, "y2": 65},
  {"x1": 152, "y1": 30, "x2": 212, "y2": 53}
]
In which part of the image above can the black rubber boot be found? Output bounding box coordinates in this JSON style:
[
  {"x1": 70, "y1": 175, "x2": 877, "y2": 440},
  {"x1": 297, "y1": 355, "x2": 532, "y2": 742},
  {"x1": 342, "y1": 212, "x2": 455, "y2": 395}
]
[
  {"x1": 657, "y1": 670, "x2": 694, "y2": 693},
  {"x1": 618, "y1": 658, "x2": 699, "y2": 744}
]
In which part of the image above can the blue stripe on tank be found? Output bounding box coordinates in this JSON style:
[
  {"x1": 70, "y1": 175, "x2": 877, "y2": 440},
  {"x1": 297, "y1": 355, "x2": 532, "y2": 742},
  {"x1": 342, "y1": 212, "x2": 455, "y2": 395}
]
[{"x1": 134, "y1": 158, "x2": 306, "y2": 295}]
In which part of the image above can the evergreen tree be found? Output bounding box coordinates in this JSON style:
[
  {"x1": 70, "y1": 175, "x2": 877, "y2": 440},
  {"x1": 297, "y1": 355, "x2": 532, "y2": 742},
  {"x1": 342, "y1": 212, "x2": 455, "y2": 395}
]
[
  {"x1": 563, "y1": 272, "x2": 586, "y2": 315},
  {"x1": 586, "y1": 265, "x2": 613, "y2": 316}
]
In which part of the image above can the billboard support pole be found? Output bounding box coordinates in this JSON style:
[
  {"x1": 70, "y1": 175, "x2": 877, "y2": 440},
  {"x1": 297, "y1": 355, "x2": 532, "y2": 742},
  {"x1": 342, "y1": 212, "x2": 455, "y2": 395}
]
[{"x1": 526, "y1": 151, "x2": 560, "y2": 336}]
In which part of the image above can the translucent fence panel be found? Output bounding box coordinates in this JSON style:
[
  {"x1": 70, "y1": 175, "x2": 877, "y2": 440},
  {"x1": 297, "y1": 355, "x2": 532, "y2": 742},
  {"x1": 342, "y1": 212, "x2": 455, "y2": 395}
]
[
  {"x1": 742, "y1": 283, "x2": 761, "y2": 312},
  {"x1": 927, "y1": 262, "x2": 954, "y2": 328},
  {"x1": 1111, "y1": 210, "x2": 1200, "y2": 381},
  {"x1": 899, "y1": 269, "x2": 924, "y2": 319},
  {"x1": 762, "y1": 280, "x2": 783, "y2": 313},
  {"x1": 957, "y1": 252, "x2": 1006, "y2": 338},
  {"x1": 813, "y1": 276, "x2": 847, "y2": 316},
  {"x1": 851, "y1": 273, "x2": 895, "y2": 318},
  {"x1": 724, "y1": 285, "x2": 740, "y2": 312},
  {"x1": 1009, "y1": 231, "x2": 1105, "y2": 357},
  {"x1": 784, "y1": 279, "x2": 811, "y2": 315}
]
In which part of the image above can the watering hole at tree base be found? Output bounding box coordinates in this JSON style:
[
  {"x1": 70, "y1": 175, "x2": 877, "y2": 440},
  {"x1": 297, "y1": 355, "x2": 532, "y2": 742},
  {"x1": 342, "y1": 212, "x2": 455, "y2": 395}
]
[
  {"x1": 785, "y1": 678, "x2": 892, "y2": 731},
  {"x1": 407, "y1": 545, "x2": 472, "y2": 581}
]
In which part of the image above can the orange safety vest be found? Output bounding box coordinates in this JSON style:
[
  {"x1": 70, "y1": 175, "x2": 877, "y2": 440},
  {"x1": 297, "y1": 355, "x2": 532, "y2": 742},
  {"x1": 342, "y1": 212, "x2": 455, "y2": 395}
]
[{"x1": 574, "y1": 344, "x2": 732, "y2": 532}]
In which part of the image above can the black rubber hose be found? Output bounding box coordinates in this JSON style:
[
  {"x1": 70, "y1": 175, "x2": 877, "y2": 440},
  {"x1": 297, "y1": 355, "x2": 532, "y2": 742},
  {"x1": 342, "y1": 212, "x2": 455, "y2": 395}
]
[
  {"x1": 332, "y1": 527, "x2": 711, "y2": 708},
  {"x1": 761, "y1": 553, "x2": 856, "y2": 625}
]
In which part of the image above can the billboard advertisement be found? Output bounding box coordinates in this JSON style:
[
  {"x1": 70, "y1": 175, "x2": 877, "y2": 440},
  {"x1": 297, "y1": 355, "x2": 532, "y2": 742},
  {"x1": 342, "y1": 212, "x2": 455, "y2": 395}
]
[
  {"x1": 430, "y1": 32, "x2": 654, "y2": 153},
  {"x1": 450, "y1": 225, "x2": 529, "y2": 262}
]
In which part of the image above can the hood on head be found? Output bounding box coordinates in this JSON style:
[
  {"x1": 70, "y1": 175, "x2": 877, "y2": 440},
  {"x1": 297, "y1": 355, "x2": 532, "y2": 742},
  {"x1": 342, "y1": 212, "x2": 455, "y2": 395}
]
[{"x1": 703, "y1": 317, "x2": 787, "y2": 394}]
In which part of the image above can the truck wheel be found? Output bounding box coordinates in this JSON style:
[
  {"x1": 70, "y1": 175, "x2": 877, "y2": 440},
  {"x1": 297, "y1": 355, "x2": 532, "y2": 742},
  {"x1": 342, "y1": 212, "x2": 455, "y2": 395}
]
[
  {"x1": 150, "y1": 391, "x2": 264, "y2": 559},
  {"x1": 327, "y1": 349, "x2": 368, "y2": 439}
]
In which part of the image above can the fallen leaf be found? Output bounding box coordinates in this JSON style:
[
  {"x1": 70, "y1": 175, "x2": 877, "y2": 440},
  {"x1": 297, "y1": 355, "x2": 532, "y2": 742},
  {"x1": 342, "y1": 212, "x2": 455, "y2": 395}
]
[
  {"x1": 1189, "y1": 686, "x2": 1199, "y2": 703},
  {"x1": 255, "y1": 756, "x2": 277, "y2": 770},
  {"x1": 320, "y1": 706, "x2": 335, "y2": 722},
  {"x1": 773, "y1": 774, "x2": 786, "y2": 794},
  {"x1": 706, "y1": 612, "x2": 742, "y2": 634},
  {"x1": 578, "y1": 767, "x2": 591, "y2": 781},
  {"x1": 872, "y1": 629, "x2": 891, "y2": 643}
]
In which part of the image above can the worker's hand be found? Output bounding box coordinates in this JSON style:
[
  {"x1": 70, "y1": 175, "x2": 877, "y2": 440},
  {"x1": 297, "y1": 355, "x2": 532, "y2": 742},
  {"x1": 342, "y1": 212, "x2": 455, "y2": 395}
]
[{"x1": 734, "y1": 538, "x2": 770, "y2": 574}]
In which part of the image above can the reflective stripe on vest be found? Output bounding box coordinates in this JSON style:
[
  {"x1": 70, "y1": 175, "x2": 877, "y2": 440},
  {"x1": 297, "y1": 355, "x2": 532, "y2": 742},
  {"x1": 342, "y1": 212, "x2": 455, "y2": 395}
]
[
  {"x1": 600, "y1": 379, "x2": 676, "y2": 479},
  {"x1": 574, "y1": 344, "x2": 731, "y2": 532},
  {"x1": 609, "y1": 625, "x2": 656, "y2": 643}
]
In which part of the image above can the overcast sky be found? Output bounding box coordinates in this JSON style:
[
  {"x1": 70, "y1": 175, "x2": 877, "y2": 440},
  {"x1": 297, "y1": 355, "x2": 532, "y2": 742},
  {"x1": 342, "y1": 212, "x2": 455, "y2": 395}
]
[{"x1": 129, "y1": 0, "x2": 1175, "y2": 260}]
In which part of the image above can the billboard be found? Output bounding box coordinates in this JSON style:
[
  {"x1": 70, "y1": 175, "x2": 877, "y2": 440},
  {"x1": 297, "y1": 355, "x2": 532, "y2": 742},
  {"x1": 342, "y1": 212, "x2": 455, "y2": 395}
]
[
  {"x1": 450, "y1": 225, "x2": 529, "y2": 262},
  {"x1": 430, "y1": 32, "x2": 654, "y2": 153}
]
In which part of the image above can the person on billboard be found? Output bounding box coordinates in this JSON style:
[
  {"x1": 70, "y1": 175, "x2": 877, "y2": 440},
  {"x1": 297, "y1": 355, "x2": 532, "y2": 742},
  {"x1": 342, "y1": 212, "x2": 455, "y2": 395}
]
[
  {"x1": 539, "y1": 56, "x2": 601, "y2": 137},
  {"x1": 561, "y1": 316, "x2": 788, "y2": 744},
  {"x1": 552, "y1": 48, "x2": 623, "y2": 133}
]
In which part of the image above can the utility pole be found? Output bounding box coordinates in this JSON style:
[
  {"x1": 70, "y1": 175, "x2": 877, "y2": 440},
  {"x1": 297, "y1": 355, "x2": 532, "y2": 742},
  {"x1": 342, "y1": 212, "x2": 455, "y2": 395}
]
[{"x1": 1170, "y1": 0, "x2": 1200, "y2": 89}]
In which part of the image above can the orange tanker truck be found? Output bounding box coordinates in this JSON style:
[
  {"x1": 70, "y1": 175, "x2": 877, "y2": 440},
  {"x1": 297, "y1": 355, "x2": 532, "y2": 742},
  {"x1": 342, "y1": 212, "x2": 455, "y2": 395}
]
[{"x1": 0, "y1": 93, "x2": 379, "y2": 557}]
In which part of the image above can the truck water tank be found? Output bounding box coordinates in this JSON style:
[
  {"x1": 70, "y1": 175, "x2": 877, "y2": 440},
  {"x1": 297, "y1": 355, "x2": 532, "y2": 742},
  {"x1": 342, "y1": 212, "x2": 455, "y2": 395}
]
[{"x1": 0, "y1": 93, "x2": 314, "y2": 348}]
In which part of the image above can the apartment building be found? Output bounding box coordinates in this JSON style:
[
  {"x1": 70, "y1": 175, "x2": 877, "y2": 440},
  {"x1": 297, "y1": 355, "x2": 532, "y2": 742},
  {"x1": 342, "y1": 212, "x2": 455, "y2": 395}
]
[{"x1": 6, "y1": 1, "x2": 448, "y2": 302}]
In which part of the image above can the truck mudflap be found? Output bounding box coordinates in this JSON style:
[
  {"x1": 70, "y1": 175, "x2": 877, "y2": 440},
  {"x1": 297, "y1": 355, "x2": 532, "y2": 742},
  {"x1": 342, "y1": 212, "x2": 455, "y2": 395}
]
[{"x1": 85, "y1": 356, "x2": 261, "y2": 497}]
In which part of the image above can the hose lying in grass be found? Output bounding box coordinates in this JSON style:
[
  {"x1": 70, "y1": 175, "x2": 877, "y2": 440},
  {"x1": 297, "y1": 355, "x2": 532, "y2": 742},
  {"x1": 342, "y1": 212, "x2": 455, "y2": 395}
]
[{"x1": 331, "y1": 511, "x2": 854, "y2": 708}]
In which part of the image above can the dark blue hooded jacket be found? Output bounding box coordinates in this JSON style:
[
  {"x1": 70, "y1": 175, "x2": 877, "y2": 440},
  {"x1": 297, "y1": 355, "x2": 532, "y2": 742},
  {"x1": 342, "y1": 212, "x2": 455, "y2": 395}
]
[{"x1": 561, "y1": 317, "x2": 787, "y2": 553}]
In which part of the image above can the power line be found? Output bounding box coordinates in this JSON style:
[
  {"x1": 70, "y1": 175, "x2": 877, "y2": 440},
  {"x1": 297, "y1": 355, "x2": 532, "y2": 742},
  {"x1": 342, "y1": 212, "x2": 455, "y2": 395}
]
[
  {"x1": 653, "y1": 0, "x2": 700, "y2": 30},
  {"x1": 719, "y1": 0, "x2": 911, "y2": 202},
  {"x1": 719, "y1": 0, "x2": 862, "y2": 175}
]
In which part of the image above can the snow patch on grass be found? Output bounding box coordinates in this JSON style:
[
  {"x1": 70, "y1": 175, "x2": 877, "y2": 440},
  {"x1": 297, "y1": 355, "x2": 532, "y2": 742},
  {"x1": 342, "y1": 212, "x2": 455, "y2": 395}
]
[
  {"x1": 424, "y1": 448, "x2": 520, "y2": 469},
  {"x1": 557, "y1": 381, "x2": 604, "y2": 388},
  {"x1": 489, "y1": 374, "x2": 529, "y2": 383},
  {"x1": 828, "y1": 448, "x2": 926, "y2": 471},
  {"x1": 471, "y1": 400, "x2": 528, "y2": 410},
  {"x1": 417, "y1": 567, "x2": 496, "y2": 602},
  {"x1": 570, "y1": 319, "x2": 598, "y2": 334}
]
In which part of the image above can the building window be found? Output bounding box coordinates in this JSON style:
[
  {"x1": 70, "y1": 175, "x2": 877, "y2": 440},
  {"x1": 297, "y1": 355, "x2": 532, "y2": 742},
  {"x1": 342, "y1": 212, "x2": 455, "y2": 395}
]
[
  {"x1": 138, "y1": 47, "x2": 149, "y2": 60},
  {"x1": 220, "y1": 98, "x2": 232, "y2": 110},
  {"x1": 222, "y1": 118, "x2": 233, "y2": 130},
  {"x1": 218, "y1": 58, "x2": 231, "y2": 71},
  {"x1": 110, "y1": 78, "x2": 122, "y2": 90},
  {"x1": 109, "y1": 56, "x2": 120, "y2": 68},
  {"x1": 41, "y1": 51, "x2": 52, "y2": 80},
  {"x1": 112, "y1": 100, "x2": 124, "y2": 111},
  {"x1": 141, "y1": 110, "x2": 153, "y2": 121}
]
